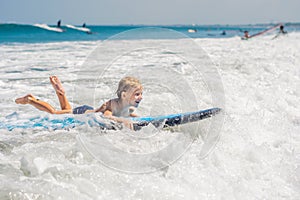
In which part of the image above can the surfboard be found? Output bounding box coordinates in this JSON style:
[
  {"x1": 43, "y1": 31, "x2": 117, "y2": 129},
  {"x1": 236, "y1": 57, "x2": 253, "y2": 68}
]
[
  {"x1": 1, "y1": 108, "x2": 221, "y2": 131},
  {"x1": 131, "y1": 107, "x2": 221, "y2": 130},
  {"x1": 241, "y1": 24, "x2": 281, "y2": 40},
  {"x1": 34, "y1": 24, "x2": 64, "y2": 33},
  {"x1": 188, "y1": 29, "x2": 197, "y2": 33},
  {"x1": 66, "y1": 24, "x2": 91, "y2": 33}
]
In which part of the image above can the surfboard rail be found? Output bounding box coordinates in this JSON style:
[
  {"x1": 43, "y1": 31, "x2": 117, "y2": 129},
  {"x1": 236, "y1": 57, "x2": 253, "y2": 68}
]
[{"x1": 132, "y1": 107, "x2": 221, "y2": 130}]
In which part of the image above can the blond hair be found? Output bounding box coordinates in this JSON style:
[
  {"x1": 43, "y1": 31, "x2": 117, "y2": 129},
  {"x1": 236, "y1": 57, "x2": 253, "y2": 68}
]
[{"x1": 116, "y1": 77, "x2": 142, "y2": 98}]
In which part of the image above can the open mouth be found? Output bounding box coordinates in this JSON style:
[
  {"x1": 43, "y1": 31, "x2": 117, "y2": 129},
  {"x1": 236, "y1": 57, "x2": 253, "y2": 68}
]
[{"x1": 134, "y1": 101, "x2": 141, "y2": 106}]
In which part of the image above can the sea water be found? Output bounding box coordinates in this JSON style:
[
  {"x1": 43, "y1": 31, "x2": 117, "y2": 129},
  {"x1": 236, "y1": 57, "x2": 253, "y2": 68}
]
[
  {"x1": 1, "y1": 23, "x2": 300, "y2": 43},
  {"x1": 0, "y1": 25, "x2": 299, "y2": 199}
]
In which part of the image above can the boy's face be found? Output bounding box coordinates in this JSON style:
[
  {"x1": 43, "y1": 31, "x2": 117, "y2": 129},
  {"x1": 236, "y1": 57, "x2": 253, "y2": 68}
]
[{"x1": 124, "y1": 87, "x2": 143, "y2": 107}]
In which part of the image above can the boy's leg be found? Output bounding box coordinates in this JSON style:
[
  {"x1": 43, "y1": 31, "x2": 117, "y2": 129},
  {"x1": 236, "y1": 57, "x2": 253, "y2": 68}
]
[
  {"x1": 49, "y1": 76, "x2": 72, "y2": 111},
  {"x1": 15, "y1": 94, "x2": 71, "y2": 114}
]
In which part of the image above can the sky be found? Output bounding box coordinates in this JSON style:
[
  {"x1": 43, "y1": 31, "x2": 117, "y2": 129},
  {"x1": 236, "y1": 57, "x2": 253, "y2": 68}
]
[{"x1": 1, "y1": 0, "x2": 300, "y2": 25}]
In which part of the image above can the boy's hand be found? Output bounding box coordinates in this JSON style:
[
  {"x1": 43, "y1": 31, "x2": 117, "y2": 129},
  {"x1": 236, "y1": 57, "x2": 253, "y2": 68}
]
[{"x1": 121, "y1": 118, "x2": 134, "y2": 130}]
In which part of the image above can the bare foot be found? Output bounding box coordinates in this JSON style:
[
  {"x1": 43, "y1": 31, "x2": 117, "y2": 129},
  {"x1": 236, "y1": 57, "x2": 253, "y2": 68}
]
[
  {"x1": 50, "y1": 76, "x2": 65, "y2": 95},
  {"x1": 15, "y1": 94, "x2": 34, "y2": 104}
]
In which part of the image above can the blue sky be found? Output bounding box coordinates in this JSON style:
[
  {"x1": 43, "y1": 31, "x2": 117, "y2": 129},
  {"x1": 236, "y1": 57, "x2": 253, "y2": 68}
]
[{"x1": 1, "y1": 0, "x2": 300, "y2": 25}]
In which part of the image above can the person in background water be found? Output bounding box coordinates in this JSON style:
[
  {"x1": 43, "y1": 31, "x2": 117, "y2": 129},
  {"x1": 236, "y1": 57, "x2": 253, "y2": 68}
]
[
  {"x1": 82, "y1": 23, "x2": 93, "y2": 34},
  {"x1": 15, "y1": 76, "x2": 143, "y2": 129},
  {"x1": 243, "y1": 31, "x2": 250, "y2": 39},
  {"x1": 273, "y1": 24, "x2": 288, "y2": 39},
  {"x1": 279, "y1": 25, "x2": 287, "y2": 34},
  {"x1": 57, "y1": 20, "x2": 61, "y2": 28},
  {"x1": 221, "y1": 30, "x2": 226, "y2": 35}
]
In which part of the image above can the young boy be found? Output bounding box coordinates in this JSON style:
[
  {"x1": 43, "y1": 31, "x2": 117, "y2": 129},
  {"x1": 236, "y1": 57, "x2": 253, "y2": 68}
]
[{"x1": 15, "y1": 76, "x2": 143, "y2": 128}]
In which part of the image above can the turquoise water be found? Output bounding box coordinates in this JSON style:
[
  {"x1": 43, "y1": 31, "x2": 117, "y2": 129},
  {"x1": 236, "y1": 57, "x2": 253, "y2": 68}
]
[{"x1": 1, "y1": 23, "x2": 299, "y2": 43}]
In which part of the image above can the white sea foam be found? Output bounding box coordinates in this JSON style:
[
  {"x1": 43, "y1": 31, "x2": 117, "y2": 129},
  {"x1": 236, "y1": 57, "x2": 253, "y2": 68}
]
[{"x1": 0, "y1": 33, "x2": 299, "y2": 199}]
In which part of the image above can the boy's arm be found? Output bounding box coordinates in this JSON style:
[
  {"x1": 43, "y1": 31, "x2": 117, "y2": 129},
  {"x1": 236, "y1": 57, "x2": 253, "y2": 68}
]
[
  {"x1": 129, "y1": 113, "x2": 138, "y2": 117},
  {"x1": 96, "y1": 100, "x2": 134, "y2": 129},
  {"x1": 104, "y1": 113, "x2": 134, "y2": 130},
  {"x1": 94, "y1": 100, "x2": 111, "y2": 113}
]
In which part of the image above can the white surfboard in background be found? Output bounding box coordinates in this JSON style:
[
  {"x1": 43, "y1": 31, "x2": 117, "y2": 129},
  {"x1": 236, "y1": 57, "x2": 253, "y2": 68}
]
[
  {"x1": 34, "y1": 24, "x2": 64, "y2": 32},
  {"x1": 66, "y1": 24, "x2": 91, "y2": 33}
]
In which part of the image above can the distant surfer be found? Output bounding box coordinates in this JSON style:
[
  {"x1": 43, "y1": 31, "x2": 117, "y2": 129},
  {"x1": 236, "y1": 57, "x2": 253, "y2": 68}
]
[
  {"x1": 279, "y1": 25, "x2": 287, "y2": 34},
  {"x1": 57, "y1": 20, "x2": 61, "y2": 28},
  {"x1": 273, "y1": 25, "x2": 288, "y2": 39},
  {"x1": 15, "y1": 76, "x2": 143, "y2": 129},
  {"x1": 242, "y1": 31, "x2": 250, "y2": 40},
  {"x1": 82, "y1": 23, "x2": 93, "y2": 34},
  {"x1": 221, "y1": 30, "x2": 226, "y2": 35}
]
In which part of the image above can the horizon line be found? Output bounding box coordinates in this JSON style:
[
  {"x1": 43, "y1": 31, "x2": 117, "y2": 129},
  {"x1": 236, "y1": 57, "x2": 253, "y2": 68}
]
[{"x1": 1, "y1": 21, "x2": 300, "y2": 27}]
